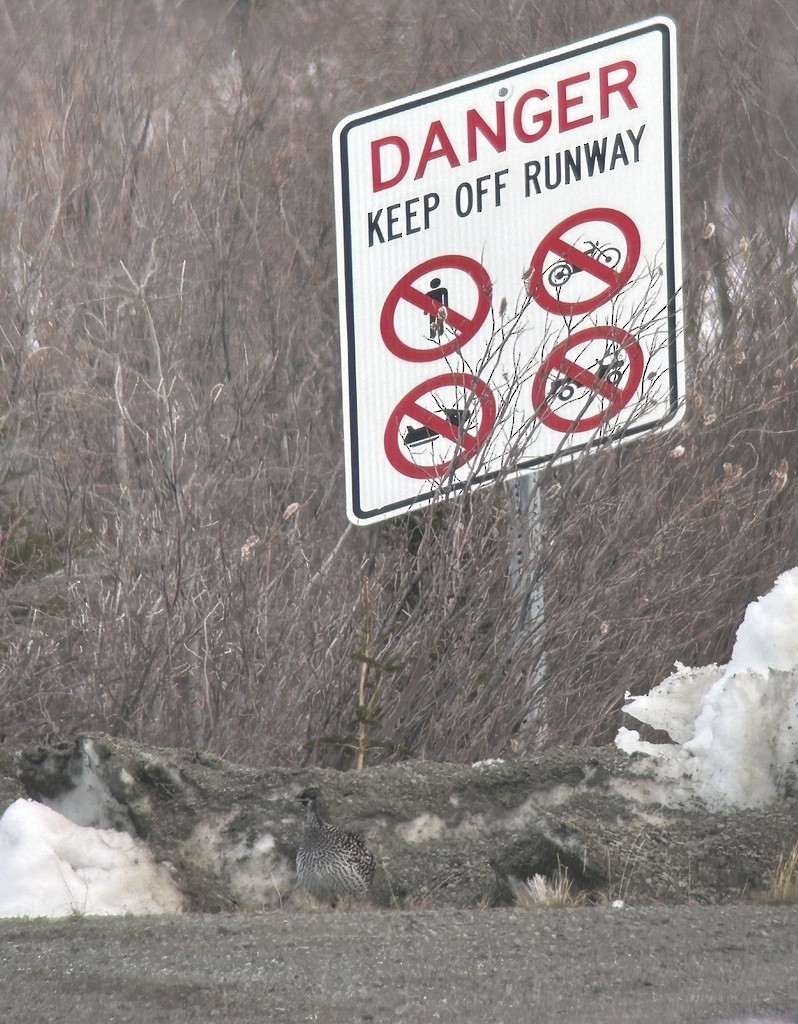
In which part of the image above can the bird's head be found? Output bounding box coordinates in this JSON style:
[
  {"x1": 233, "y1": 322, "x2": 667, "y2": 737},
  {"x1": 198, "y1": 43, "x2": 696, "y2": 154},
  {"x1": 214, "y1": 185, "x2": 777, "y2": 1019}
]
[{"x1": 297, "y1": 787, "x2": 321, "y2": 808}]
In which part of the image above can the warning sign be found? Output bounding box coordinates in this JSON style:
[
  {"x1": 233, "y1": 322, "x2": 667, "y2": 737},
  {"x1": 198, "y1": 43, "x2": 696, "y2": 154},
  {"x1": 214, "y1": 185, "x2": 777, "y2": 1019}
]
[
  {"x1": 384, "y1": 374, "x2": 496, "y2": 479},
  {"x1": 335, "y1": 17, "x2": 684, "y2": 524},
  {"x1": 527, "y1": 208, "x2": 641, "y2": 317},
  {"x1": 531, "y1": 325, "x2": 644, "y2": 433},
  {"x1": 380, "y1": 255, "x2": 492, "y2": 363}
]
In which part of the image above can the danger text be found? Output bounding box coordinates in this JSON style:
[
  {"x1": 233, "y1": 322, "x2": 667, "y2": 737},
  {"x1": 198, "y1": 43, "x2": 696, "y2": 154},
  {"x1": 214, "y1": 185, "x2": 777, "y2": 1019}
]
[{"x1": 370, "y1": 60, "x2": 638, "y2": 192}]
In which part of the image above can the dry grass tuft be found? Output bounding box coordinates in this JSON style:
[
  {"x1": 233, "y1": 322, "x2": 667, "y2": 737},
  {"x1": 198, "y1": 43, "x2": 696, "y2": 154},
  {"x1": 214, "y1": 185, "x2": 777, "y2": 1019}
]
[
  {"x1": 762, "y1": 842, "x2": 798, "y2": 905},
  {"x1": 510, "y1": 870, "x2": 588, "y2": 909}
]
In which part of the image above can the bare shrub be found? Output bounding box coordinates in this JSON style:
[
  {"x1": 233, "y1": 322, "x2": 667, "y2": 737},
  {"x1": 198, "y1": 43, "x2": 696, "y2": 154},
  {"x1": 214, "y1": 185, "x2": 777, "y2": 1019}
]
[{"x1": 0, "y1": 0, "x2": 796, "y2": 767}]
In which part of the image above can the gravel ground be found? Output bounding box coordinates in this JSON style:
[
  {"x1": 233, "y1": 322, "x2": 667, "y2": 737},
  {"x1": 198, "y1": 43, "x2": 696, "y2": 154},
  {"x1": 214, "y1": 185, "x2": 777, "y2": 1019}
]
[{"x1": 0, "y1": 905, "x2": 796, "y2": 1024}]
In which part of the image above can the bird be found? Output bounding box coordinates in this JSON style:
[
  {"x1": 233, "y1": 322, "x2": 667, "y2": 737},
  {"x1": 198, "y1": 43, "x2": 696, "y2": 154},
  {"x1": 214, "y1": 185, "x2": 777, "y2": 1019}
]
[{"x1": 295, "y1": 787, "x2": 376, "y2": 904}]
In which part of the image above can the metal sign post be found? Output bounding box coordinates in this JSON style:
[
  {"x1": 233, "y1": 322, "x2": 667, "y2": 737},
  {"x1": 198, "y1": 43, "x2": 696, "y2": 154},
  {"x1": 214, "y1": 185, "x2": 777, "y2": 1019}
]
[{"x1": 508, "y1": 471, "x2": 548, "y2": 744}]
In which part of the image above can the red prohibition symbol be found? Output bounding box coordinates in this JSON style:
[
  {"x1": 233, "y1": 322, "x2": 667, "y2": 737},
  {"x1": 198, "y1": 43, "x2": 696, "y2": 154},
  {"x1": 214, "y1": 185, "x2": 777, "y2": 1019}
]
[
  {"x1": 380, "y1": 255, "x2": 492, "y2": 362},
  {"x1": 527, "y1": 208, "x2": 641, "y2": 317},
  {"x1": 384, "y1": 373, "x2": 497, "y2": 479},
  {"x1": 531, "y1": 325, "x2": 644, "y2": 434}
]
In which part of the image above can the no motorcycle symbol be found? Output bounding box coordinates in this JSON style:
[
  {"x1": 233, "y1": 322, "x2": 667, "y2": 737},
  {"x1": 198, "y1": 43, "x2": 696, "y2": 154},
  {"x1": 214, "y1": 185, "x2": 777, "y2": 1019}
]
[
  {"x1": 384, "y1": 373, "x2": 497, "y2": 479},
  {"x1": 531, "y1": 325, "x2": 644, "y2": 433}
]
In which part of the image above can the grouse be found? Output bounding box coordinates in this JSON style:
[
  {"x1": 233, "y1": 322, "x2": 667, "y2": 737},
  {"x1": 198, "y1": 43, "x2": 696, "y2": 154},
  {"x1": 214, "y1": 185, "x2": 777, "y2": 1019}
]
[{"x1": 295, "y1": 787, "x2": 376, "y2": 903}]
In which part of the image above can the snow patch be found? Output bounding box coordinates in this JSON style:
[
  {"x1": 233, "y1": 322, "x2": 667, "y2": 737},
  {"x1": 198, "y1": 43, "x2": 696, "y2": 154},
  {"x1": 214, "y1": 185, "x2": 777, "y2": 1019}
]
[
  {"x1": 45, "y1": 739, "x2": 133, "y2": 832},
  {"x1": 0, "y1": 799, "x2": 184, "y2": 918},
  {"x1": 397, "y1": 812, "x2": 445, "y2": 844},
  {"x1": 184, "y1": 818, "x2": 294, "y2": 908},
  {"x1": 727, "y1": 568, "x2": 798, "y2": 675},
  {"x1": 619, "y1": 664, "x2": 724, "y2": 746},
  {"x1": 617, "y1": 568, "x2": 798, "y2": 809}
]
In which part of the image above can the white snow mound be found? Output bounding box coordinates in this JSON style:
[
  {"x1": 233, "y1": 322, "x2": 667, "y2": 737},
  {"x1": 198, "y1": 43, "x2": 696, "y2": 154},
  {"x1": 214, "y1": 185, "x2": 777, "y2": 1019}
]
[
  {"x1": 0, "y1": 798, "x2": 184, "y2": 918},
  {"x1": 726, "y1": 567, "x2": 798, "y2": 676},
  {"x1": 616, "y1": 568, "x2": 798, "y2": 809}
]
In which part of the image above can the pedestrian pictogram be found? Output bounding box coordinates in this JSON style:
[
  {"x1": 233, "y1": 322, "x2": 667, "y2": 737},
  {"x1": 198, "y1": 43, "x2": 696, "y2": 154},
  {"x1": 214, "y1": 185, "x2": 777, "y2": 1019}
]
[
  {"x1": 531, "y1": 325, "x2": 644, "y2": 433},
  {"x1": 384, "y1": 373, "x2": 497, "y2": 479},
  {"x1": 380, "y1": 255, "x2": 492, "y2": 362},
  {"x1": 425, "y1": 277, "x2": 449, "y2": 339},
  {"x1": 527, "y1": 209, "x2": 641, "y2": 317}
]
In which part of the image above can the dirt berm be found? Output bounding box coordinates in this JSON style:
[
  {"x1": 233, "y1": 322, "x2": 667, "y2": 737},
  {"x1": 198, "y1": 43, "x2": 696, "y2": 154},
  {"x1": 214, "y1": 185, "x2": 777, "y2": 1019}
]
[{"x1": 4, "y1": 734, "x2": 797, "y2": 910}]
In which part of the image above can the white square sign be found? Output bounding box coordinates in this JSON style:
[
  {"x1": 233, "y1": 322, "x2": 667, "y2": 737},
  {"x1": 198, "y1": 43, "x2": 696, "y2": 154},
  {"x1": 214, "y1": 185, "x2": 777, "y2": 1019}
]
[{"x1": 334, "y1": 17, "x2": 683, "y2": 525}]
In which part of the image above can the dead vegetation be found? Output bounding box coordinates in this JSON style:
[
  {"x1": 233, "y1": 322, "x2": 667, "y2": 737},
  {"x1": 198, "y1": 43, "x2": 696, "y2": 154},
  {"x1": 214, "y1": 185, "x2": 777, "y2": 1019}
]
[
  {"x1": 510, "y1": 869, "x2": 590, "y2": 909},
  {"x1": 0, "y1": 0, "x2": 796, "y2": 767},
  {"x1": 759, "y1": 842, "x2": 798, "y2": 905}
]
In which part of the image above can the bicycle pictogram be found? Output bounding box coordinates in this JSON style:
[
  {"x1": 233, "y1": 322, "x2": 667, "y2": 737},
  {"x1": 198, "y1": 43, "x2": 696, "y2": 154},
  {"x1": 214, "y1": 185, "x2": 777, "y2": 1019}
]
[{"x1": 546, "y1": 240, "x2": 622, "y2": 289}]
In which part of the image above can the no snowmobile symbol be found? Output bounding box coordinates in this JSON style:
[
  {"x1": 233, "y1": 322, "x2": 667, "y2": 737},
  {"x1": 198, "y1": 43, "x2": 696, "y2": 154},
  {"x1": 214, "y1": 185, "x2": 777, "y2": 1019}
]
[{"x1": 384, "y1": 373, "x2": 497, "y2": 479}]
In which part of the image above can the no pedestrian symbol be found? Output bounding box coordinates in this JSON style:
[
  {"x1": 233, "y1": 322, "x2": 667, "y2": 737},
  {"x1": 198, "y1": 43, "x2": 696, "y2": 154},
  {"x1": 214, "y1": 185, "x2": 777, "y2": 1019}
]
[
  {"x1": 380, "y1": 255, "x2": 492, "y2": 362},
  {"x1": 384, "y1": 373, "x2": 497, "y2": 479},
  {"x1": 531, "y1": 326, "x2": 644, "y2": 433},
  {"x1": 527, "y1": 208, "x2": 641, "y2": 317}
]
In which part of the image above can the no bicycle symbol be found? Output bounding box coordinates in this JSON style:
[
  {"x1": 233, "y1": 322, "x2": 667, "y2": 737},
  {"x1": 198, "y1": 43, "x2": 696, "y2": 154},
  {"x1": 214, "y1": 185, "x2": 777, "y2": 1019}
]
[
  {"x1": 384, "y1": 373, "x2": 497, "y2": 479},
  {"x1": 380, "y1": 255, "x2": 492, "y2": 363},
  {"x1": 527, "y1": 208, "x2": 641, "y2": 317},
  {"x1": 531, "y1": 325, "x2": 644, "y2": 434}
]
